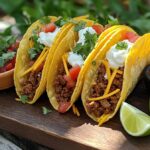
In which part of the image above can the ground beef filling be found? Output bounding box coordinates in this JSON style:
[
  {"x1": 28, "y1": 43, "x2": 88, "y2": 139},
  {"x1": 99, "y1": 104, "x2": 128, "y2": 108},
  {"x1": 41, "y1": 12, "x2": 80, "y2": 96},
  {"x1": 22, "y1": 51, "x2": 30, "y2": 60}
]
[
  {"x1": 86, "y1": 63, "x2": 124, "y2": 118},
  {"x1": 54, "y1": 64, "x2": 75, "y2": 104},
  {"x1": 21, "y1": 71, "x2": 42, "y2": 100}
]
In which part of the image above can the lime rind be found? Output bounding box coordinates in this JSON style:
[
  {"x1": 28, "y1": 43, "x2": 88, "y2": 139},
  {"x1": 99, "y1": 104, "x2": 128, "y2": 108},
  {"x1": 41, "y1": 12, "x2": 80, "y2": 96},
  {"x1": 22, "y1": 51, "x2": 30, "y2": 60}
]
[{"x1": 120, "y1": 102, "x2": 150, "y2": 137}]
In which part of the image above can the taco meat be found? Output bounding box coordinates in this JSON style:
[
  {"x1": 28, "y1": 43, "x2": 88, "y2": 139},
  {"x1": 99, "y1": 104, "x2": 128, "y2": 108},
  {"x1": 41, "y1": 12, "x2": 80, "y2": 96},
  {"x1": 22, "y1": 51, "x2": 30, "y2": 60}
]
[
  {"x1": 86, "y1": 63, "x2": 124, "y2": 118},
  {"x1": 54, "y1": 64, "x2": 76, "y2": 104},
  {"x1": 20, "y1": 71, "x2": 42, "y2": 99}
]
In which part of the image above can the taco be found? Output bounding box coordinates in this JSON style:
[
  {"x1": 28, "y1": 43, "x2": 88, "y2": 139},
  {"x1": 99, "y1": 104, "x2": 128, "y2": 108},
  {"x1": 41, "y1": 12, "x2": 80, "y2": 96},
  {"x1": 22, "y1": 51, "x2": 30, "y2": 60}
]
[
  {"x1": 81, "y1": 26, "x2": 149, "y2": 125},
  {"x1": 14, "y1": 16, "x2": 82, "y2": 104},
  {"x1": 46, "y1": 19, "x2": 130, "y2": 113}
]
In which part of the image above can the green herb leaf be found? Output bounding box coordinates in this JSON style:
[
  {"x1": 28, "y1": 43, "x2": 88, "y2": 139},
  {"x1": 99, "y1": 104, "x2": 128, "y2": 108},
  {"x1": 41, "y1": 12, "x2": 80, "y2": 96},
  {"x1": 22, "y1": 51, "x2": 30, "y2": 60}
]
[
  {"x1": 28, "y1": 33, "x2": 44, "y2": 60},
  {"x1": 116, "y1": 41, "x2": 128, "y2": 50},
  {"x1": 20, "y1": 95, "x2": 28, "y2": 104},
  {"x1": 74, "y1": 21, "x2": 86, "y2": 32},
  {"x1": 73, "y1": 31, "x2": 98, "y2": 59},
  {"x1": 0, "y1": 52, "x2": 16, "y2": 67},
  {"x1": 108, "y1": 15, "x2": 119, "y2": 26},
  {"x1": 55, "y1": 16, "x2": 71, "y2": 27},
  {"x1": 39, "y1": 16, "x2": 51, "y2": 25},
  {"x1": 42, "y1": 106, "x2": 52, "y2": 115}
]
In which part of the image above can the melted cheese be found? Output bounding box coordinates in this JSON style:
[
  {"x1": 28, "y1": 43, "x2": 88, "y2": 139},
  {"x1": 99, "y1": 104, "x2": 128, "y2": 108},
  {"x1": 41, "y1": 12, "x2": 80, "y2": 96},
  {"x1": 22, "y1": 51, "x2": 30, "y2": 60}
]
[
  {"x1": 62, "y1": 54, "x2": 69, "y2": 76},
  {"x1": 89, "y1": 89, "x2": 120, "y2": 101},
  {"x1": 117, "y1": 70, "x2": 123, "y2": 74}
]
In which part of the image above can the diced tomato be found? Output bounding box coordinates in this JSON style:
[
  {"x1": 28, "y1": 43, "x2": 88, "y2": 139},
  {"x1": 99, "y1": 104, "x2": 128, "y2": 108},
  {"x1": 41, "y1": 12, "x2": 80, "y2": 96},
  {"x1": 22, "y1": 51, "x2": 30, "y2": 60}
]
[
  {"x1": 8, "y1": 40, "x2": 20, "y2": 52},
  {"x1": 92, "y1": 24, "x2": 103, "y2": 35},
  {"x1": 42, "y1": 23, "x2": 56, "y2": 33},
  {"x1": 58, "y1": 102, "x2": 71, "y2": 113},
  {"x1": 64, "y1": 75, "x2": 75, "y2": 88},
  {"x1": 10, "y1": 57, "x2": 16, "y2": 67},
  {"x1": 5, "y1": 63, "x2": 13, "y2": 71},
  {"x1": 69, "y1": 65, "x2": 80, "y2": 81},
  {"x1": 0, "y1": 67, "x2": 6, "y2": 73},
  {"x1": 123, "y1": 32, "x2": 140, "y2": 43}
]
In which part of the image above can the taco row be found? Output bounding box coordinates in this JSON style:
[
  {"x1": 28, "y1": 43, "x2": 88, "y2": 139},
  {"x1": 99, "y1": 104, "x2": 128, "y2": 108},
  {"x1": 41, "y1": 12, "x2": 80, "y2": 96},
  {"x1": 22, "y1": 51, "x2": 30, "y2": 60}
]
[{"x1": 14, "y1": 15, "x2": 150, "y2": 125}]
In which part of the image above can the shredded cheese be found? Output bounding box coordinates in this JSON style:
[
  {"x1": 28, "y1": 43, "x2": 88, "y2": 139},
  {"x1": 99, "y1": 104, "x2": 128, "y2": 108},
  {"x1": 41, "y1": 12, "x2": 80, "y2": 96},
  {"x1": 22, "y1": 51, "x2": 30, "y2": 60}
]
[
  {"x1": 89, "y1": 89, "x2": 120, "y2": 101},
  {"x1": 21, "y1": 47, "x2": 48, "y2": 77},
  {"x1": 62, "y1": 54, "x2": 69, "y2": 76},
  {"x1": 101, "y1": 60, "x2": 111, "y2": 81},
  {"x1": 117, "y1": 70, "x2": 123, "y2": 75},
  {"x1": 29, "y1": 39, "x2": 34, "y2": 48},
  {"x1": 72, "y1": 104, "x2": 80, "y2": 117},
  {"x1": 98, "y1": 114, "x2": 110, "y2": 126},
  {"x1": 104, "y1": 69, "x2": 118, "y2": 95},
  {"x1": 32, "y1": 50, "x2": 48, "y2": 71}
]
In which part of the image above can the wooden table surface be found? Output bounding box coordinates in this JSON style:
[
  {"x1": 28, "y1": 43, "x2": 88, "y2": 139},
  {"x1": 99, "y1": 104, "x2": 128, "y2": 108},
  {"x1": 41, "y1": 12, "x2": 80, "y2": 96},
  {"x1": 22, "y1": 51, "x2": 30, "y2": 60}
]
[{"x1": 0, "y1": 79, "x2": 149, "y2": 150}]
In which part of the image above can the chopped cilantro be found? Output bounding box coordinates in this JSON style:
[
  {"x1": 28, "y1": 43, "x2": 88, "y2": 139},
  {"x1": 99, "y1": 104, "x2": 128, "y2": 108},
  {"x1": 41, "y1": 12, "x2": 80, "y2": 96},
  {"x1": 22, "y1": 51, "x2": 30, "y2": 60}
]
[
  {"x1": 20, "y1": 95, "x2": 28, "y2": 104},
  {"x1": 28, "y1": 32, "x2": 44, "y2": 60},
  {"x1": 39, "y1": 16, "x2": 51, "y2": 25},
  {"x1": 0, "y1": 52, "x2": 16, "y2": 67},
  {"x1": 108, "y1": 15, "x2": 119, "y2": 25},
  {"x1": 74, "y1": 21, "x2": 86, "y2": 32},
  {"x1": 55, "y1": 16, "x2": 71, "y2": 27},
  {"x1": 73, "y1": 31, "x2": 98, "y2": 60},
  {"x1": 116, "y1": 41, "x2": 128, "y2": 50},
  {"x1": 42, "y1": 106, "x2": 52, "y2": 115}
]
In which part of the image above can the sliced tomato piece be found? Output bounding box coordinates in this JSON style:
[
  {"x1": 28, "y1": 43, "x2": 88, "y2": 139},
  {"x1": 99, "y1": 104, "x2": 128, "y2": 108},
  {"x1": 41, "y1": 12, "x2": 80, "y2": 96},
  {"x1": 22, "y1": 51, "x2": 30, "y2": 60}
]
[
  {"x1": 42, "y1": 23, "x2": 56, "y2": 33},
  {"x1": 64, "y1": 75, "x2": 75, "y2": 88},
  {"x1": 10, "y1": 57, "x2": 16, "y2": 67},
  {"x1": 0, "y1": 67, "x2": 6, "y2": 73},
  {"x1": 58, "y1": 102, "x2": 71, "y2": 113},
  {"x1": 92, "y1": 24, "x2": 103, "y2": 35},
  {"x1": 69, "y1": 65, "x2": 81, "y2": 81},
  {"x1": 124, "y1": 32, "x2": 140, "y2": 43},
  {"x1": 5, "y1": 63, "x2": 13, "y2": 71}
]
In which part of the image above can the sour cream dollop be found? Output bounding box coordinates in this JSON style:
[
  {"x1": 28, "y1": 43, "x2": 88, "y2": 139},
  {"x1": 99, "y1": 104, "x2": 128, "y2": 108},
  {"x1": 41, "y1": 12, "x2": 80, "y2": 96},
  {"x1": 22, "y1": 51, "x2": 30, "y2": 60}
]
[
  {"x1": 37, "y1": 27, "x2": 60, "y2": 47},
  {"x1": 68, "y1": 52, "x2": 84, "y2": 67},
  {"x1": 77, "y1": 27, "x2": 96, "y2": 45},
  {"x1": 106, "y1": 40, "x2": 133, "y2": 69}
]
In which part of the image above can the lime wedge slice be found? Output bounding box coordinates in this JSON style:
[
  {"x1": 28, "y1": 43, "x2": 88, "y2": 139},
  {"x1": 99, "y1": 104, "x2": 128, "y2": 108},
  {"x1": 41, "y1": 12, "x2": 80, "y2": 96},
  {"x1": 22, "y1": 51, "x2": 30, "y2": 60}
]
[{"x1": 120, "y1": 102, "x2": 150, "y2": 137}]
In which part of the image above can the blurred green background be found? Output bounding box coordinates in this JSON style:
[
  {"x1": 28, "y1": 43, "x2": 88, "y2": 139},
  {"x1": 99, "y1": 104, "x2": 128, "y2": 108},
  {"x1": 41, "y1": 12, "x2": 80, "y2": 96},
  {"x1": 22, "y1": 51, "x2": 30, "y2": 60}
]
[{"x1": 0, "y1": 0, "x2": 150, "y2": 35}]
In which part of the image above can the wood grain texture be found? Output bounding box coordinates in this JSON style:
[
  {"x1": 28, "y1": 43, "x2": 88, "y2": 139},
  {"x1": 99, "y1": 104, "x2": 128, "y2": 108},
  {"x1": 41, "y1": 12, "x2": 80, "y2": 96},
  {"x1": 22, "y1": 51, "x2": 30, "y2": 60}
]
[{"x1": 0, "y1": 79, "x2": 149, "y2": 150}]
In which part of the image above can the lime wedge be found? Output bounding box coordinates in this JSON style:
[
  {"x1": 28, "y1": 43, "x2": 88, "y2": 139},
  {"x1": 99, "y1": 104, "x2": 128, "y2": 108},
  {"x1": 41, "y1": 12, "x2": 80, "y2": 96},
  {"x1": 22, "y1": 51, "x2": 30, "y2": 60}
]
[{"x1": 120, "y1": 102, "x2": 150, "y2": 137}]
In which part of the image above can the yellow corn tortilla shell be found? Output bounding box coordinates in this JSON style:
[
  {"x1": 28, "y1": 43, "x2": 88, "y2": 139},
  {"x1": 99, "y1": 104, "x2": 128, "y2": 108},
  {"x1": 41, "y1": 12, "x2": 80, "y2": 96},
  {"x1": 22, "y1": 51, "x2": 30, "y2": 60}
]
[
  {"x1": 82, "y1": 28, "x2": 150, "y2": 125},
  {"x1": 46, "y1": 21, "x2": 132, "y2": 111},
  {"x1": 14, "y1": 16, "x2": 75, "y2": 104}
]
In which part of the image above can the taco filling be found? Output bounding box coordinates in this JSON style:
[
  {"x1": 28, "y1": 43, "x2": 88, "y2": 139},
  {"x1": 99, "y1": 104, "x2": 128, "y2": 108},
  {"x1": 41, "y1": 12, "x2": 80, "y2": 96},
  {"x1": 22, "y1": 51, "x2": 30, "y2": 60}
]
[
  {"x1": 54, "y1": 22, "x2": 104, "y2": 112},
  {"x1": 19, "y1": 17, "x2": 63, "y2": 101},
  {"x1": 86, "y1": 37, "x2": 138, "y2": 120}
]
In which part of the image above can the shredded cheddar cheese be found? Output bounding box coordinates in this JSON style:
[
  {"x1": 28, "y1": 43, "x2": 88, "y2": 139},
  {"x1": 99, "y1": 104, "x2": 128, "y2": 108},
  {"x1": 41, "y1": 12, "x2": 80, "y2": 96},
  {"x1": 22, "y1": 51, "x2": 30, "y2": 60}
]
[
  {"x1": 21, "y1": 47, "x2": 48, "y2": 77},
  {"x1": 117, "y1": 70, "x2": 123, "y2": 74},
  {"x1": 104, "y1": 69, "x2": 118, "y2": 95},
  {"x1": 98, "y1": 114, "x2": 110, "y2": 126},
  {"x1": 89, "y1": 89, "x2": 120, "y2": 101},
  {"x1": 72, "y1": 104, "x2": 80, "y2": 117},
  {"x1": 29, "y1": 39, "x2": 34, "y2": 48},
  {"x1": 62, "y1": 54, "x2": 69, "y2": 76},
  {"x1": 32, "y1": 50, "x2": 48, "y2": 71},
  {"x1": 101, "y1": 60, "x2": 111, "y2": 81}
]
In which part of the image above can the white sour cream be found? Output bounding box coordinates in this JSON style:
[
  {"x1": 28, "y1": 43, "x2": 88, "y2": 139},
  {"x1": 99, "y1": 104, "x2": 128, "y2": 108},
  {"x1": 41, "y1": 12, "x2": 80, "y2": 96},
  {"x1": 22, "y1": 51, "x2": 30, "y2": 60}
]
[
  {"x1": 68, "y1": 52, "x2": 84, "y2": 67},
  {"x1": 37, "y1": 27, "x2": 60, "y2": 47},
  {"x1": 77, "y1": 27, "x2": 96, "y2": 45},
  {"x1": 106, "y1": 40, "x2": 133, "y2": 69}
]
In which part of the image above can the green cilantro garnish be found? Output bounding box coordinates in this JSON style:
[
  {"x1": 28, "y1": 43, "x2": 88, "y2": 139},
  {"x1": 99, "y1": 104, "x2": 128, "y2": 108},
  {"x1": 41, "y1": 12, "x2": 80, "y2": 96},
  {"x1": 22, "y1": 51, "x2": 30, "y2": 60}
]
[
  {"x1": 0, "y1": 52, "x2": 16, "y2": 67},
  {"x1": 74, "y1": 21, "x2": 86, "y2": 32},
  {"x1": 42, "y1": 106, "x2": 52, "y2": 115},
  {"x1": 39, "y1": 16, "x2": 51, "y2": 25},
  {"x1": 55, "y1": 16, "x2": 71, "y2": 27},
  {"x1": 73, "y1": 31, "x2": 98, "y2": 60},
  {"x1": 108, "y1": 15, "x2": 119, "y2": 26},
  {"x1": 20, "y1": 95, "x2": 28, "y2": 104},
  {"x1": 28, "y1": 32, "x2": 44, "y2": 60},
  {"x1": 116, "y1": 41, "x2": 128, "y2": 50}
]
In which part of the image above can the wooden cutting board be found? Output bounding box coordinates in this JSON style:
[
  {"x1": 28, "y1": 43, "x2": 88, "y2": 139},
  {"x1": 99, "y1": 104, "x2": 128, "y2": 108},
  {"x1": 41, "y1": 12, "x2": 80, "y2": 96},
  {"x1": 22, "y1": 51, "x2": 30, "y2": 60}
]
[{"x1": 0, "y1": 79, "x2": 149, "y2": 150}]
